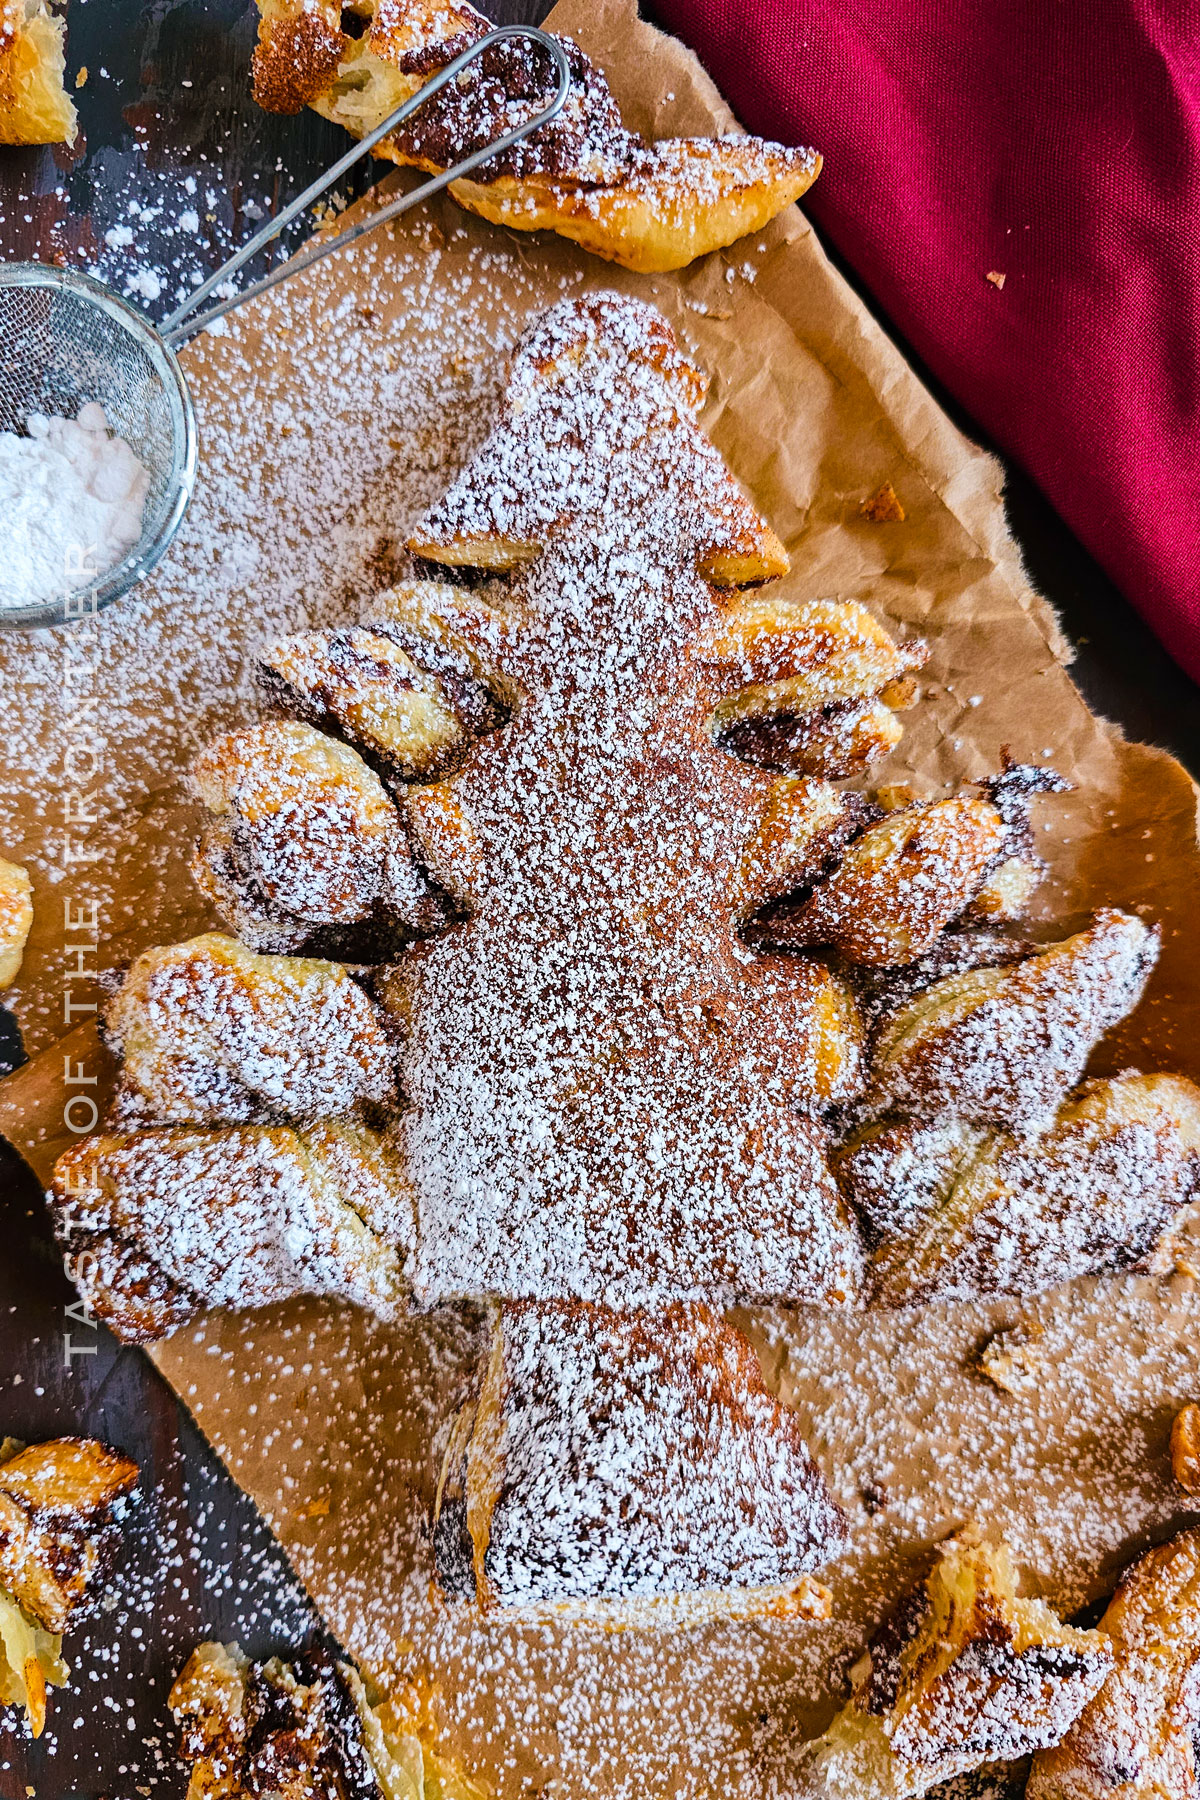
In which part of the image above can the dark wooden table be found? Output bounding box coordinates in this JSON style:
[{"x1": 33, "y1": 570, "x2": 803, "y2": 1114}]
[{"x1": 1, "y1": 4, "x2": 1197, "y2": 1794}]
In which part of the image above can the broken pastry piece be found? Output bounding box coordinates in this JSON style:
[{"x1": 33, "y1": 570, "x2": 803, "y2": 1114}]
[
  {"x1": 251, "y1": 0, "x2": 820, "y2": 272},
  {"x1": 0, "y1": 0, "x2": 77, "y2": 145},
  {"x1": 0, "y1": 853, "x2": 32, "y2": 988},
  {"x1": 171, "y1": 1639, "x2": 485, "y2": 1800},
  {"x1": 433, "y1": 1300, "x2": 844, "y2": 1627},
  {"x1": 1028, "y1": 1524, "x2": 1200, "y2": 1800},
  {"x1": 747, "y1": 763, "x2": 1059, "y2": 967},
  {"x1": 103, "y1": 932, "x2": 400, "y2": 1128},
  {"x1": 0, "y1": 1437, "x2": 138, "y2": 1737},
  {"x1": 191, "y1": 719, "x2": 447, "y2": 958},
  {"x1": 51, "y1": 1120, "x2": 412, "y2": 1341},
  {"x1": 783, "y1": 1529, "x2": 1111, "y2": 1799},
  {"x1": 863, "y1": 909, "x2": 1158, "y2": 1134},
  {"x1": 839, "y1": 1072, "x2": 1200, "y2": 1307},
  {"x1": 705, "y1": 594, "x2": 927, "y2": 780}
]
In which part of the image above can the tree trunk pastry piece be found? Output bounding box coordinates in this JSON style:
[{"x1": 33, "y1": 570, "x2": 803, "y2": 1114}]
[
  {"x1": 249, "y1": 0, "x2": 821, "y2": 272},
  {"x1": 0, "y1": 1437, "x2": 138, "y2": 1738},
  {"x1": 432, "y1": 1300, "x2": 845, "y2": 1627}
]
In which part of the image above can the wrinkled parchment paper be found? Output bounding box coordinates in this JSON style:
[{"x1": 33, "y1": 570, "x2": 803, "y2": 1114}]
[{"x1": 3, "y1": 1, "x2": 1200, "y2": 1790}]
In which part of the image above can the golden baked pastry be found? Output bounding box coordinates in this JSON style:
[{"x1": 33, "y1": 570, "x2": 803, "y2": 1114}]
[
  {"x1": 0, "y1": 0, "x2": 76, "y2": 145},
  {"x1": 257, "y1": 589, "x2": 512, "y2": 784},
  {"x1": 433, "y1": 1300, "x2": 844, "y2": 1626},
  {"x1": 51, "y1": 1121, "x2": 411, "y2": 1340},
  {"x1": 1172, "y1": 1404, "x2": 1200, "y2": 1495},
  {"x1": 0, "y1": 1436, "x2": 138, "y2": 1737},
  {"x1": 0, "y1": 853, "x2": 32, "y2": 988},
  {"x1": 171, "y1": 1638, "x2": 485, "y2": 1800},
  {"x1": 840, "y1": 1072, "x2": 1200, "y2": 1307},
  {"x1": 191, "y1": 718, "x2": 446, "y2": 957},
  {"x1": 250, "y1": 0, "x2": 821, "y2": 272},
  {"x1": 863, "y1": 909, "x2": 1158, "y2": 1133},
  {"x1": 1028, "y1": 1524, "x2": 1200, "y2": 1800},
  {"x1": 704, "y1": 594, "x2": 926, "y2": 779},
  {"x1": 782, "y1": 1529, "x2": 1111, "y2": 1798},
  {"x1": 746, "y1": 763, "x2": 1059, "y2": 967},
  {"x1": 103, "y1": 932, "x2": 400, "y2": 1127}
]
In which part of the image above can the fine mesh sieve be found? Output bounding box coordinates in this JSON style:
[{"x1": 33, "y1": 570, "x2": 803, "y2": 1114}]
[
  {"x1": 0, "y1": 25, "x2": 570, "y2": 632},
  {"x1": 0, "y1": 267, "x2": 197, "y2": 630}
]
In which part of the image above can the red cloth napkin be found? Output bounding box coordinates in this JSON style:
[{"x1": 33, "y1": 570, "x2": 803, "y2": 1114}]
[{"x1": 655, "y1": 0, "x2": 1200, "y2": 683}]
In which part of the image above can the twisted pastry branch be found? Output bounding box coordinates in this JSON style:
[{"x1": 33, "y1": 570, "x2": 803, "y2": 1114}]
[{"x1": 250, "y1": 0, "x2": 822, "y2": 272}]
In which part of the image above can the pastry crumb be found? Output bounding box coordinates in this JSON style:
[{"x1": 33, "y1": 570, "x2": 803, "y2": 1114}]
[
  {"x1": 860, "y1": 480, "x2": 905, "y2": 522},
  {"x1": 986, "y1": 270, "x2": 1007, "y2": 288},
  {"x1": 979, "y1": 1322, "x2": 1046, "y2": 1394}
]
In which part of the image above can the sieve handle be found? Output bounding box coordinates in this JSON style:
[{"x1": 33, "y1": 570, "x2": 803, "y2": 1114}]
[{"x1": 160, "y1": 25, "x2": 571, "y2": 348}]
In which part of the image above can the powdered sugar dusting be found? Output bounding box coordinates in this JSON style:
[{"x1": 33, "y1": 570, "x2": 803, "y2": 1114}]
[
  {"x1": 149, "y1": 1232, "x2": 1200, "y2": 1797},
  {"x1": 105, "y1": 934, "x2": 401, "y2": 1128},
  {"x1": 480, "y1": 1302, "x2": 845, "y2": 1605},
  {"x1": 56, "y1": 1123, "x2": 410, "y2": 1337},
  {"x1": 3, "y1": 86, "x2": 1198, "y2": 1800},
  {"x1": 0, "y1": 213, "x2": 566, "y2": 1054}
]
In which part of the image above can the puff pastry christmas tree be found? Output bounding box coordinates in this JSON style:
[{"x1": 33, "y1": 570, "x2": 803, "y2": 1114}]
[
  {"x1": 56, "y1": 295, "x2": 1200, "y2": 1332},
  {"x1": 388, "y1": 292, "x2": 924, "y2": 1307}
]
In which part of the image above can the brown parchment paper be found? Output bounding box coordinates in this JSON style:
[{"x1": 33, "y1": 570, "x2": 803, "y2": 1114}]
[{"x1": 3, "y1": 1, "x2": 1200, "y2": 1790}]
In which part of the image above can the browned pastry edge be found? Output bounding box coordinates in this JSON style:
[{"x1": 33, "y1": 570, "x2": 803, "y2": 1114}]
[
  {"x1": 744, "y1": 763, "x2": 1054, "y2": 968},
  {"x1": 1028, "y1": 1524, "x2": 1200, "y2": 1800},
  {"x1": 170, "y1": 1636, "x2": 486, "y2": 1799},
  {"x1": 841, "y1": 1072, "x2": 1200, "y2": 1307},
  {"x1": 49, "y1": 1122, "x2": 412, "y2": 1343}
]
